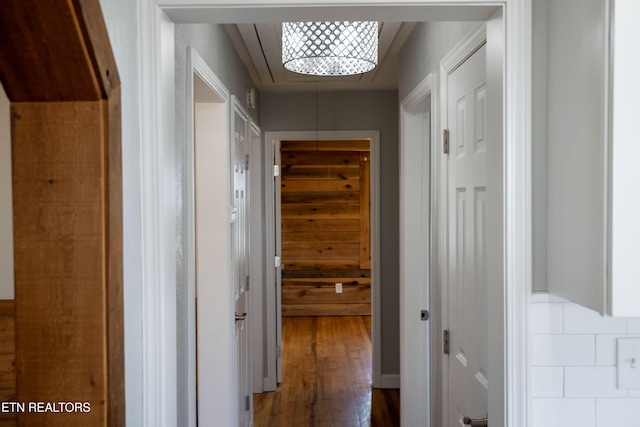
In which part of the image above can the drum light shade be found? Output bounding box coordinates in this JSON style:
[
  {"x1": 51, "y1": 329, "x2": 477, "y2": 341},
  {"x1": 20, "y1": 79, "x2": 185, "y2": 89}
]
[{"x1": 282, "y1": 21, "x2": 378, "y2": 76}]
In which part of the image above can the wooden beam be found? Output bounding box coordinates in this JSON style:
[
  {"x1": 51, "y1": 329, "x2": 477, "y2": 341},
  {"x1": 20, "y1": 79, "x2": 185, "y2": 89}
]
[
  {"x1": 2, "y1": 0, "x2": 123, "y2": 425},
  {"x1": 12, "y1": 101, "x2": 113, "y2": 425}
]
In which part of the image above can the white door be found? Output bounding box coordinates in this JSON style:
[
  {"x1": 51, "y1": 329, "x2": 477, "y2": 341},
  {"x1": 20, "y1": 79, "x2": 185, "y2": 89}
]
[
  {"x1": 232, "y1": 99, "x2": 251, "y2": 427},
  {"x1": 446, "y1": 43, "x2": 489, "y2": 427}
]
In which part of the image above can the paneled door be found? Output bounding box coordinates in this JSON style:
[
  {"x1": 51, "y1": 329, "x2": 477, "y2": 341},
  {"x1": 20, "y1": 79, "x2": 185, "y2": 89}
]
[
  {"x1": 446, "y1": 43, "x2": 489, "y2": 427},
  {"x1": 231, "y1": 97, "x2": 251, "y2": 427}
]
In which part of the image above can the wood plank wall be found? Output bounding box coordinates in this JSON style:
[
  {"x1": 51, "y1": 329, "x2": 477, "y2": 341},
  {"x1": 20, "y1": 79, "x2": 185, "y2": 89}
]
[{"x1": 281, "y1": 140, "x2": 371, "y2": 316}]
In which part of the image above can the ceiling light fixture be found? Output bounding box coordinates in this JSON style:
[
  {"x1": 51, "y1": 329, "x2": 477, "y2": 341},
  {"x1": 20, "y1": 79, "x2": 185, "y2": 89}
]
[{"x1": 282, "y1": 21, "x2": 378, "y2": 76}]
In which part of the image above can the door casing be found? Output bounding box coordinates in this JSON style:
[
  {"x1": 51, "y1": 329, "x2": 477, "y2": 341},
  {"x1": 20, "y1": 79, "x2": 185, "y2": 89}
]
[
  {"x1": 139, "y1": 2, "x2": 532, "y2": 427},
  {"x1": 263, "y1": 130, "x2": 383, "y2": 389}
]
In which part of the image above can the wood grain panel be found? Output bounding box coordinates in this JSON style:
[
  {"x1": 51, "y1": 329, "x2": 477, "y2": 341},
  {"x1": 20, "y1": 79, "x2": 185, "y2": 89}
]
[
  {"x1": 281, "y1": 151, "x2": 361, "y2": 165},
  {"x1": 281, "y1": 165, "x2": 360, "y2": 180},
  {"x1": 282, "y1": 243, "x2": 360, "y2": 260},
  {"x1": 280, "y1": 143, "x2": 370, "y2": 316},
  {"x1": 13, "y1": 102, "x2": 106, "y2": 425},
  {"x1": 281, "y1": 191, "x2": 359, "y2": 205},
  {"x1": 281, "y1": 219, "x2": 360, "y2": 232},
  {"x1": 282, "y1": 284, "x2": 371, "y2": 305},
  {"x1": 281, "y1": 140, "x2": 371, "y2": 152},
  {"x1": 281, "y1": 179, "x2": 359, "y2": 193},
  {"x1": 282, "y1": 269, "x2": 371, "y2": 279},
  {"x1": 281, "y1": 204, "x2": 360, "y2": 220},
  {"x1": 283, "y1": 260, "x2": 362, "y2": 271},
  {"x1": 282, "y1": 277, "x2": 371, "y2": 287},
  {"x1": 1, "y1": 2, "x2": 123, "y2": 425},
  {"x1": 0, "y1": 0, "x2": 101, "y2": 102},
  {"x1": 282, "y1": 231, "x2": 360, "y2": 244},
  {"x1": 0, "y1": 302, "x2": 16, "y2": 426}
]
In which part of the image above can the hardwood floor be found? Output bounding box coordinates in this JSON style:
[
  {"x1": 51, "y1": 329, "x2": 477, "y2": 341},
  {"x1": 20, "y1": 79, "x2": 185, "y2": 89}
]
[{"x1": 253, "y1": 316, "x2": 400, "y2": 427}]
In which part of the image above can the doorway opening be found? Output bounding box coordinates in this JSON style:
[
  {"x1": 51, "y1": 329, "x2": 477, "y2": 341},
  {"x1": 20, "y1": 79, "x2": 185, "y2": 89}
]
[
  {"x1": 263, "y1": 130, "x2": 382, "y2": 395},
  {"x1": 187, "y1": 47, "x2": 235, "y2": 427}
]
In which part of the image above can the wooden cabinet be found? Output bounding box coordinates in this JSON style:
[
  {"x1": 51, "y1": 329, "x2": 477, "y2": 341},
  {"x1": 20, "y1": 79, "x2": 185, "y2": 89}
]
[{"x1": 546, "y1": 0, "x2": 640, "y2": 316}]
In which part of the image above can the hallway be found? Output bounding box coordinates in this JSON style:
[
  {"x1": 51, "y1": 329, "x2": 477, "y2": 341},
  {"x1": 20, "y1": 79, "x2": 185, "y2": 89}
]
[{"x1": 253, "y1": 316, "x2": 400, "y2": 426}]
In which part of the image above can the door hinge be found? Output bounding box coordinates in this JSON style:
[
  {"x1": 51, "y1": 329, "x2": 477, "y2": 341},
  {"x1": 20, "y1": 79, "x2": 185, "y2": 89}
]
[
  {"x1": 443, "y1": 129, "x2": 450, "y2": 154},
  {"x1": 276, "y1": 346, "x2": 282, "y2": 358},
  {"x1": 443, "y1": 330, "x2": 450, "y2": 355},
  {"x1": 245, "y1": 395, "x2": 251, "y2": 412},
  {"x1": 245, "y1": 154, "x2": 250, "y2": 170},
  {"x1": 246, "y1": 275, "x2": 250, "y2": 291},
  {"x1": 275, "y1": 256, "x2": 281, "y2": 268},
  {"x1": 273, "y1": 164, "x2": 280, "y2": 177}
]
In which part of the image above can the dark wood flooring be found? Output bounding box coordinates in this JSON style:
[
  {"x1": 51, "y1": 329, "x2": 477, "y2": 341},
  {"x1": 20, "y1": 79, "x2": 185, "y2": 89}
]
[{"x1": 253, "y1": 316, "x2": 400, "y2": 427}]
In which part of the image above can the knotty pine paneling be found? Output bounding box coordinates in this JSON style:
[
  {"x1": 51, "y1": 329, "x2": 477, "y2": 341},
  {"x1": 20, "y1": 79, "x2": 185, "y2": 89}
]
[{"x1": 281, "y1": 142, "x2": 371, "y2": 316}]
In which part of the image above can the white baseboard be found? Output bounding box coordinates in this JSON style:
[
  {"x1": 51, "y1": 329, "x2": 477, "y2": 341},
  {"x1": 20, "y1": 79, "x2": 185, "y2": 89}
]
[{"x1": 377, "y1": 374, "x2": 400, "y2": 389}]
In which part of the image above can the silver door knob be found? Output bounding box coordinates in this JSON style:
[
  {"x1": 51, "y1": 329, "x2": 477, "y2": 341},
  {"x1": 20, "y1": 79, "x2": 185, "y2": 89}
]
[{"x1": 463, "y1": 416, "x2": 488, "y2": 427}]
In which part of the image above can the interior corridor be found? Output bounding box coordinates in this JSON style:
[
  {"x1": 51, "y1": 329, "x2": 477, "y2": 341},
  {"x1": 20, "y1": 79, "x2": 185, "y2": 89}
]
[{"x1": 253, "y1": 316, "x2": 400, "y2": 426}]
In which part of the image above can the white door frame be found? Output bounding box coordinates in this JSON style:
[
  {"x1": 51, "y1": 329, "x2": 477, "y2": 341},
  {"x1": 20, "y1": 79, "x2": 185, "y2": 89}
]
[
  {"x1": 400, "y1": 73, "x2": 437, "y2": 426},
  {"x1": 263, "y1": 130, "x2": 383, "y2": 388},
  {"x1": 185, "y1": 47, "x2": 234, "y2": 426},
  {"x1": 138, "y1": 1, "x2": 531, "y2": 426}
]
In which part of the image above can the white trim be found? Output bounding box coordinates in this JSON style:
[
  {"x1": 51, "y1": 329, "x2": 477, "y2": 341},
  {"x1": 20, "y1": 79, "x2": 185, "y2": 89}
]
[
  {"x1": 531, "y1": 292, "x2": 568, "y2": 304},
  {"x1": 379, "y1": 374, "x2": 401, "y2": 389},
  {"x1": 249, "y1": 121, "x2": 265, "y2": 395},
  {"x1": 139, "y1": 2, "x2": 531, "y2": 426},
  {"x1": 263, "y1": 130, "x2": 382, "y2": 387},
  {"x1": 262, "y1": 136, "x2": 278, "y2": 391},
  {"x1": 185, "y1": 47, "x2": 230, "y2": 427},
  {"x1": 400, "y1": 73, "x2": 435, "y2": 427},
  {"x1": 138, "y1": 4, "x2": 176, "y2": 427}
]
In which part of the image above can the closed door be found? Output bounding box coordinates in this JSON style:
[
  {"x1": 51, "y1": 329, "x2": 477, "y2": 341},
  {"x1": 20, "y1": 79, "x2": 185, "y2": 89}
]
[
  {"x1": 447, "y1": 43, "x2": 489, "y2": 427},
  {"x1": 232, "y1": 100, "x2": 251, "y2": 427}
]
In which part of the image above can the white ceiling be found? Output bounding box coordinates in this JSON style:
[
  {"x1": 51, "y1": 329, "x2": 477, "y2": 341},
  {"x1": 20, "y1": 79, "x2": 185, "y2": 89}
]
[{"x1": 225, "y1": 22, "x2": 417, "y2": 93}]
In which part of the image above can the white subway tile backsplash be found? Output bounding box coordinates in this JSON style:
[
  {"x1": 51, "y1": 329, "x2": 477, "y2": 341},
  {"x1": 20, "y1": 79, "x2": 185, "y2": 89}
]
[
  {"x1": 596, "y1": 398, "x2": 640, "y2": 427},
  {"x1": 532, "y1": 335, "x2": 595, "y2": 366},
  {"x1": 532, "y1": 367, "x2": 563, "y2": 397},
  {"x1": 564, "y1": 304, "x2": 627, "y2": 334},
  {"x1": 565, "y1": 367, "x2": 627, "y2": 397},
  {"x1": 627, "y1": 317, "x2": 640, "y2": 333},
  {"x1": 531, "y1": 303, "x2": 564, "y2": 334},
  {"x1": 595, "y1": 334, "x2": 640, "y2": 366},
  {"x1": 533, "y1": 399, "x2": 595, "y2": 427},
  {"x1": 531, "y1": 299, "x2": 640, "y2": 427}
]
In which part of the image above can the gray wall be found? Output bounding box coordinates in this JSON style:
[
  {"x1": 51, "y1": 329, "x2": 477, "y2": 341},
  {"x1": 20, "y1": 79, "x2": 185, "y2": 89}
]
[
  {"x1": 532, "y1": 0, "x2": 548, "y2": 292},
  {"x1": 260, "y1": 90, "x2": 400, "y2": 376},
  {"x1": 398, "y1": 21, "x2": 481, "y2": 100},
  {"x1": 174, "y1": 23, "x2": 259, "y2": 423}
]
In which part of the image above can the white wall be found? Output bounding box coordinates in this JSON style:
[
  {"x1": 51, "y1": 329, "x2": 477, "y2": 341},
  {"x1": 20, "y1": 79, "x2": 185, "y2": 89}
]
[
  {"x1": 0, "y1": 84, "x2": 13, "y2": 299},
  {"x1": 98, "y1": 0, "x2": 145, "y2": 425},
  {"x1": 531, "y1": 294, "x2": 640, "y2": 427}
]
